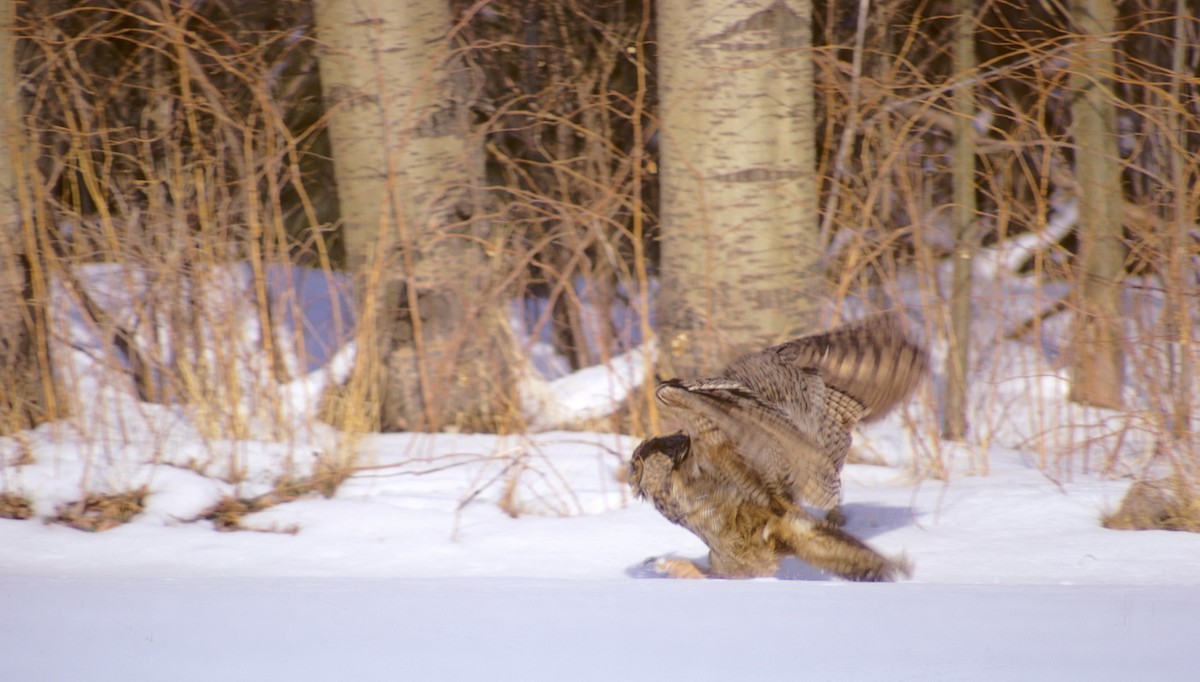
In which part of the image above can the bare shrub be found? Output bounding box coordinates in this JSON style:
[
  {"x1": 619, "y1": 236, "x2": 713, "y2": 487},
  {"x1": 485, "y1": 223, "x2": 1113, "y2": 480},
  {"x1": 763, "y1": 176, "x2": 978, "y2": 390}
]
[
  {"x1": 813, "y1": 0, "x2": 1198, "y2": 489},
  {"x1": 10, "y1": 1, "x2": 356, "y2": 502}
]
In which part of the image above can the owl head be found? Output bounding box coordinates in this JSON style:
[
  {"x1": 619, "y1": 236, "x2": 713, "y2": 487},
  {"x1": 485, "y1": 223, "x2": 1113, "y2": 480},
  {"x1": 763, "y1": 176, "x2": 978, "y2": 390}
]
[{"x1": 628, "y1": 431, "x2": 690, "y2": 499}]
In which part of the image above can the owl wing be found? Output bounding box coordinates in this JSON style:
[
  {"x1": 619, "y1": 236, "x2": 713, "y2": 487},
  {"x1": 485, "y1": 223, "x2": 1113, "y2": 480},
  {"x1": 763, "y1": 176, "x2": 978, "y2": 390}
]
[
  {"x1": 715, "y1": 312, "x2": 926, "y2": 475},
  {"x1": 761, "y1": 311, "x2": 928, "y2": 423},
  {"x1": 655, "y1": 378, "x2": 841, "y2": 511}
]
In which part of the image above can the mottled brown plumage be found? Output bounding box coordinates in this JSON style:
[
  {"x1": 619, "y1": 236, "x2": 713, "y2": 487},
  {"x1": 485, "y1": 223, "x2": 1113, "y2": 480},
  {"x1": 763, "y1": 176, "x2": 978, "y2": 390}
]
[{"x1": 628, "y1": 313, "x2": 927, "y2": 580}]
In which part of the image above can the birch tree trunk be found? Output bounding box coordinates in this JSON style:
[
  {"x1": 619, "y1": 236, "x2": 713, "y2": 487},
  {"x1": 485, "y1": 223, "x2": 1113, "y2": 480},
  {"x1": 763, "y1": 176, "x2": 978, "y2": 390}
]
[
  {"x1": 0, "y1": 1, "x2": 54, "y2": 434},
  {"x1": 657, "y1": 0, "x2": 821, "y2": 378},
  {"x1": 1068, "y1": 0, "x2": 1126, "y2": 409},
  {"x1": 314, "y1": 0, "x2": 514, "y2": 431}
]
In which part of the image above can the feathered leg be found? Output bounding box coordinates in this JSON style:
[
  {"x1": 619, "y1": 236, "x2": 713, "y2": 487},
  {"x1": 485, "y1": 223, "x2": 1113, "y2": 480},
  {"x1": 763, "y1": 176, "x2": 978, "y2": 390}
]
[{"x1": 770, "y1": 511, "x2": 910, "y2": 582}]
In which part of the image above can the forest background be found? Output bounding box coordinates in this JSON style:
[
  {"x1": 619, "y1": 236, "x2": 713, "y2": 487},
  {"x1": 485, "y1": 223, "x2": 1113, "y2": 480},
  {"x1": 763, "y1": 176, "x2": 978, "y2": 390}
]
[{"x1": 0, "y1": 0, "x2": 1196, "y2": 529}]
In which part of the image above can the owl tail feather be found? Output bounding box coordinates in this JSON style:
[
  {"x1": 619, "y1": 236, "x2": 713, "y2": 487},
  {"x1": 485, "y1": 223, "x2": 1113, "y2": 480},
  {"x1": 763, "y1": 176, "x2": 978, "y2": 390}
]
[{"x1": 773, "y1": 513, "x2": 911, "y2": 582}]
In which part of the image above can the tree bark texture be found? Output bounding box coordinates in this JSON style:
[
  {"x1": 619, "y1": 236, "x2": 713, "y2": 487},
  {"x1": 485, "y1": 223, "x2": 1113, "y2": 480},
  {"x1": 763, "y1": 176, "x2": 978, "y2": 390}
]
[
  {"x1": 657, "y1": 0, "x2": 822, "y2": 378},
  {"x1": 1068, "y1": 0, "x2": 1126, "y2": 409},
  {"x1": 0, "y1": 0, "x2": 54, "y2": 433},
  {"x1": 314, "y1": 0, "x2": 513, "y2": 431}
]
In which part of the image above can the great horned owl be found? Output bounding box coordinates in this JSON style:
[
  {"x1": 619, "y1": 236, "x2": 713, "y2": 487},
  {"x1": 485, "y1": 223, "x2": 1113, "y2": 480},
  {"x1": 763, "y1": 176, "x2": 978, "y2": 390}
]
[{"x1": 628, "y1": 313, "x2": 927, "y2": 580}]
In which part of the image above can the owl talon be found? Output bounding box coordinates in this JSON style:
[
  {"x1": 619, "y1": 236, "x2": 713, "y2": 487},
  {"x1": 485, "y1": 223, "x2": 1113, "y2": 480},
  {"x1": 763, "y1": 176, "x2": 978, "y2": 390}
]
[
  {"x1": 825, "y1": 507, "x2": 846, "y2": 527},
  {"x1": 653, "y1": 557, "x2": 707, "y2": 579}
]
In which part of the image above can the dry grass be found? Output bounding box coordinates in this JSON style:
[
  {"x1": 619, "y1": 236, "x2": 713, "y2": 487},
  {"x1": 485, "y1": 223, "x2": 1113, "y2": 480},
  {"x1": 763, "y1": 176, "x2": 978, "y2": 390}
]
[
  {"x1": 4, "y1": 0, "x2": 363, "y2": 505},
  {"x1": 0, "y1": 492, "x2": 34, "y2": 520},
  {"x1": 1103, "y1": 476, "x2": 1200, "y2": 532},
  {"x1": 192, "y1": 495, "x2": 300, "y2": 534},
  {"x1": 49, "y1": 487, "x2": 148, "y2": 532},
  {"x1": 188, "y1": 460, "x2": 352, "y2": 533}
]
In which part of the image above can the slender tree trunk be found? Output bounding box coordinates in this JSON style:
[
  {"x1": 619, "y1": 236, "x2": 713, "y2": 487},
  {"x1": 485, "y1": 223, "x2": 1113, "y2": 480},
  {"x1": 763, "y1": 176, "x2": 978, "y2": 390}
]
[
  {"x1": 1166, "y1": 0, "x2": 1192, "y2": 439},
  {"x1": 942, "y1": 0, "x2": 976, "y2": 442},
  {"x1": 0, "y1": 1, "x2": 54, "y2": 434},
  {"x1": 657, "y1": 0, "x2": 821, "y2": 378},
  {"x1": 1068, "y1": 0, "x2": 1125, "y2": 409},
  {"x1": 314, "y1": 0, "x2": 514, "y2": 431}
]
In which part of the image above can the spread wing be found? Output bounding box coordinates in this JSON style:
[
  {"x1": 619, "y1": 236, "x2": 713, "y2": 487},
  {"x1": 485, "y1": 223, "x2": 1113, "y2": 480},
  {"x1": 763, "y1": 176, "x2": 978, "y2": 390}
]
[
  {"x1": 718, "y1": 311, "x2": 928, "y2": 472},
  {"x1": 652, "y1": 312, "x2": 927, "y2": 512},
  {"x1": 655, "y1": 377, "x2": 841, "y2": 511},
  {"x1": 760, "y1": 311, "x2": 928, "y2": 423}
]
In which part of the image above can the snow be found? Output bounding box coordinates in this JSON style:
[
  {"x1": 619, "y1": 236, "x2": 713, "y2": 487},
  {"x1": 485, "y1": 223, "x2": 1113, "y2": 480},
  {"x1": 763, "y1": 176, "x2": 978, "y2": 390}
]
[
  {"x1": 5, "y1": 578, "x2": 1194, "y2": 682},
  {"x1": 3, "y1": 263, "x2": 1199, "y2": 681},
  {"x1": 5, "y1": 423, "x2": 1198, "y2": 680}
]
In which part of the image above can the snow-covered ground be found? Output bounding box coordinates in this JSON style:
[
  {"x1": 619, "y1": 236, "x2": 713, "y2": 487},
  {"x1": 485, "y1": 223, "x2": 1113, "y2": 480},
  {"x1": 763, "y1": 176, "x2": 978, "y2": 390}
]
[
  {"x1": 3, "y1": 424, "x2": 1198, "y2": 680},
  {"x1": 6, "y1": 577, "x2": 1194, "y2": 681},
  {"x1": 3, "y1": 261, "x2": 1198, "y2": 680},
  {"x1": 4, "y1": 427, "x2": 1196, "y2": 585}
]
